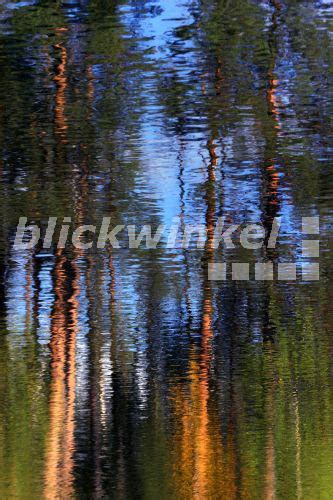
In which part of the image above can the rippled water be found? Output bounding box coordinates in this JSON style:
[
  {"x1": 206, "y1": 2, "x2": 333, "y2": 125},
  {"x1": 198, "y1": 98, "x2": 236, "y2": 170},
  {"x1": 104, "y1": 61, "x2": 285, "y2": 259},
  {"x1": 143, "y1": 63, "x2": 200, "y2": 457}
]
[{"x1": 0, "y1": 0, "x2": 332, "y2": 498}]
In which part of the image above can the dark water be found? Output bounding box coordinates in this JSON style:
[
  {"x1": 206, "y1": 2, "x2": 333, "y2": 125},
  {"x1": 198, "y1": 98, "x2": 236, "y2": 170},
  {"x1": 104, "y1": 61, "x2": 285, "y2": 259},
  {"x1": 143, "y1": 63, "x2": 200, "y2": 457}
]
[{"x1": 0, "y1": 0, "x2": 332, "y2": 498}]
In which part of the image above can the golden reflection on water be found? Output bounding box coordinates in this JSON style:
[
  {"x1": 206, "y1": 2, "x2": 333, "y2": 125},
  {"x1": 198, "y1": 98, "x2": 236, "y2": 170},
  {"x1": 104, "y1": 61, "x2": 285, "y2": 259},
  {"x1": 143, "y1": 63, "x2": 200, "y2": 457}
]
[
  {"x1": 44, "y1": 251, "x2": 79, "y2": 499},
  {"x1": 53, "y1": 43, "x2": 68, "y2": 141},
  {"x1": 170, "y1": 137, "x2": 236, "y2": 499}
]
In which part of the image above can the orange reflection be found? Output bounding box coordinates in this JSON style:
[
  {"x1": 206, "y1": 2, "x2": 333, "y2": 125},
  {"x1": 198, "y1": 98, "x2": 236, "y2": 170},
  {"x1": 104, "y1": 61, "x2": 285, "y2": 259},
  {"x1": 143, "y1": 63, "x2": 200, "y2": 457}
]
[
  {"x1": 54, "y1": 27, "x2": 69, "y2": 34},
  {"x1": 44, "y1": 250, "x2": 80, "y2": 499},
  {"x1": 267, "y1": 73, "x2": 281, "y2": 129},
  {"x1": 53, "y1": 44, "x2": 68, "y2": 140},
  {"x1": 171, "y1": 139, "x2": 236, "y2": 498}
]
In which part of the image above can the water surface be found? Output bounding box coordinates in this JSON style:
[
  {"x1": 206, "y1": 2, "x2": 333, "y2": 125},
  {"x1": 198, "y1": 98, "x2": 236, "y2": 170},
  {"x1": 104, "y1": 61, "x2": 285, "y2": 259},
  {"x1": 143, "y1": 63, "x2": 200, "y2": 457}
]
[{"x1": 0, "y1": 0, "x2": 332, "y2": 498}]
